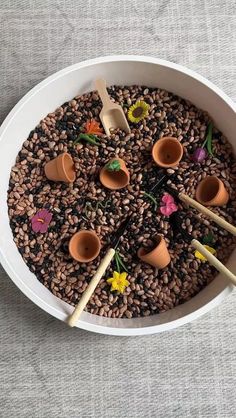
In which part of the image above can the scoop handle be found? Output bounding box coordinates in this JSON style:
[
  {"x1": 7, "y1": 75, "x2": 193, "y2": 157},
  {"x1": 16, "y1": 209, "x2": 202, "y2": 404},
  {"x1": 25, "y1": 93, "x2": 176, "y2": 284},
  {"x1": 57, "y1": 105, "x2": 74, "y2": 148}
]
[
  {"x1": 94, "y1": 78, "x2": 112, "y2": 106},
  {"x1": 191, "y1": 239, "x2": 236, "y2": 285},
  {"x1": 67, "y1": 248, "x2": 116, "y2": 327}
]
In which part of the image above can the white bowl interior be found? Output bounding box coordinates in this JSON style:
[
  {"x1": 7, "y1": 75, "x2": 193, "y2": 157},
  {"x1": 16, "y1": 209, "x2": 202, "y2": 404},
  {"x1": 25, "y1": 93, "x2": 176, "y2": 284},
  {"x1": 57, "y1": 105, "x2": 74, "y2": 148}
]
[{"x1": 0, "y1": 56, "x2": 236, "y2": 335}]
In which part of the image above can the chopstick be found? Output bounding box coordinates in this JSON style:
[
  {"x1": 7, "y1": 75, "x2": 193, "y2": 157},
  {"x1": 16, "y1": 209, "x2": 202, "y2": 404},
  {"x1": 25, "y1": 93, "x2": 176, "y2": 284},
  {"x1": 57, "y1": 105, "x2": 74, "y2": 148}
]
[
  {"x1": 179, "y1": 193, "x2": 236, "y2": 236},
  {"x1": 191, "y1": 239, "x2": 236, "y2": 285},
  {"x1": 67, "y1": 248, "x2": 116, "y2": 327}
]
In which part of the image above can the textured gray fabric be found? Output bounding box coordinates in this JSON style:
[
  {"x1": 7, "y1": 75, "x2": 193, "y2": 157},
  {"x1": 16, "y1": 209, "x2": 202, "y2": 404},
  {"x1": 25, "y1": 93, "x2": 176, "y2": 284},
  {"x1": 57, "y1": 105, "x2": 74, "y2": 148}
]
[{"x1": 0, "y1": 1, "x2": 236, "y2": 417}]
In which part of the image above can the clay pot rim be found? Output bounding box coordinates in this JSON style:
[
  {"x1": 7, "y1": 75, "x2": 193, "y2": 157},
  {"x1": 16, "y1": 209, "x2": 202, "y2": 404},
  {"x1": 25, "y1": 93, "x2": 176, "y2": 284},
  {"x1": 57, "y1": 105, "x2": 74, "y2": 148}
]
[
  {"x1": 196, "y1": 176, "x2": 223, "y2": 204},
  {"x1": 152, "y1": 136, "x2": 183, "y2": 167},
  {"x1": 100, "y1": 157, "x2": 130, "y2": 190},
  {"x1": 57, "y1": 153, "x2": 76, "y2": 183},
  {"x1": 137, "y1": 235, "x2": 162, "y2": 258},
  {"x1": 69, "y1": 229, "x2": 101, "y2": 262}
]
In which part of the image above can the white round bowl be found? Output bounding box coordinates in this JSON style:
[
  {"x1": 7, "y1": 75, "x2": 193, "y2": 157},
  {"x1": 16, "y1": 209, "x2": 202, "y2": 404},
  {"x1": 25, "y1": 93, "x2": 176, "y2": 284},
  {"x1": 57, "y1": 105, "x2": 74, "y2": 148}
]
[{"x1": 1, "y1": 55, "x2": 236, "y2": 335}]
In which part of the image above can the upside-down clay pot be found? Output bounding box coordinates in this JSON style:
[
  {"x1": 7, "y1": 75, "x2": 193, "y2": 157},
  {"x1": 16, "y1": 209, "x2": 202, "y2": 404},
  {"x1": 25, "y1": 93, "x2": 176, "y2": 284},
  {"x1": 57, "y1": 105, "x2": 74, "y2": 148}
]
[
  {"x1": 99, "y1": 157, "x2": 130, "y2": 190},
  {"x1": 44, "y1": 152, "x2": 76, "y2": 183},
  {"x1": 196, "y1": 176, "x2": 229, "y2": 206},
  {"x1": 152, "y1": 137, "x2": 183, "y2": 168},
  {"x1": 69, "y1": 230, "x2": 101, "y2": 263},
  {"x1": 137, "y1": 235, "x2": 171, "y2": 269}
]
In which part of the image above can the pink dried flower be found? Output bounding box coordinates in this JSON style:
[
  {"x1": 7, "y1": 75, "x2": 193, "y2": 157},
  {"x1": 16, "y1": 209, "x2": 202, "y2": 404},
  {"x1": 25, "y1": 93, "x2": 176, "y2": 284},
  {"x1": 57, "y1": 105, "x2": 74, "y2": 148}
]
[
  {"x1": 31, "y1": 209, "x2": 52, "y2": 233},
  {"x1": 160, "y1": 193, "x2": 178, "y2": 216}
]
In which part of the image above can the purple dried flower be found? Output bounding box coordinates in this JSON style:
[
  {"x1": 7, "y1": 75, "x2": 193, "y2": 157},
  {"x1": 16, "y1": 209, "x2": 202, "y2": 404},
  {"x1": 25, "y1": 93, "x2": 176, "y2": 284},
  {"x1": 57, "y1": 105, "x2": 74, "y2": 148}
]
[{"x1": 192, "y1": 147, "x2": 207, "y2": 163}]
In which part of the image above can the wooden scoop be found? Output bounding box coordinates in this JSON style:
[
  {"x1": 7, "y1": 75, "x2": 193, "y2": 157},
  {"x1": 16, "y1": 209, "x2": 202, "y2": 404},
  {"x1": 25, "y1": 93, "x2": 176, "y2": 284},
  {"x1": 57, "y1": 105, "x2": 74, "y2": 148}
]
[{"x1": 95, "y1": 79, "x2": 131, "y2": 137}]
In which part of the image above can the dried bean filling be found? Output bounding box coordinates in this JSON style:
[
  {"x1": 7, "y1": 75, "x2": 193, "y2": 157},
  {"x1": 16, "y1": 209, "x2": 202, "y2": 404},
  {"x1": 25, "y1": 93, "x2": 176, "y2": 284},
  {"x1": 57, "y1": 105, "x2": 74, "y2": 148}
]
[{"x1": 7, "y1": 85, "x2": 236, "y2": 318}]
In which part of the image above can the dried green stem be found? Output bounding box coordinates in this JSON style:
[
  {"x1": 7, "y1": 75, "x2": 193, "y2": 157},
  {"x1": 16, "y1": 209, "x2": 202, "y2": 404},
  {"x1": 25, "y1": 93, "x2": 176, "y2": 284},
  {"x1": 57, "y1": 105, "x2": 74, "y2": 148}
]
[
  {"x1": 143, "y1": 192, "x2": 158, "y2": 210},
  {"x1": 114, "y1": 252, "x2": 121, "y2": 273},
  {"x1": 114, "y1": 251, "x2": 128, "y2": 273},
  {"x1": 115, "y1": 251, "x2": 128, "y2": 272},
  {"x1": 202, "y1": 122, "x2": 214, "y2": 155},
  {"x1": 74, "y1": 133, "x2": 100, "y2": 146}
]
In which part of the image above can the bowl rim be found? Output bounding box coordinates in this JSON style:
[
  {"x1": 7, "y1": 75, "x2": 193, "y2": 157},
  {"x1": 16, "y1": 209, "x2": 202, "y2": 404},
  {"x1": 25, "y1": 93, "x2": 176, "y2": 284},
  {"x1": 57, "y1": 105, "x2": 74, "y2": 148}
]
[{"x1": 1, "y1": 54, "x2": 235, "y2": 336}]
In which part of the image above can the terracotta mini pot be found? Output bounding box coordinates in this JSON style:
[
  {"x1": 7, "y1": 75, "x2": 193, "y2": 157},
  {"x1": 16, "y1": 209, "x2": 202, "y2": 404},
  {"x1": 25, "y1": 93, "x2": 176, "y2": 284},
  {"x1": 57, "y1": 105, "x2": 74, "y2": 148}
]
[
  {"x1": 99, "y1": 157, "x2": 130, "y2": 190},
  {"x1": 69, "y1": 230, "x2": 101, "y2": 263},
  {"x1": 196, "y1": 176, "x2": 229, "y2": 206},
  {"x1": 152, "y1": 137, "x2": 183, "y2": 167},
  {"x1": 137, "y1": 235, "x2": 171, "y2": 269},
  {"x1": 44, "y1": 152, "x2": 76, "y2": 183}
]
